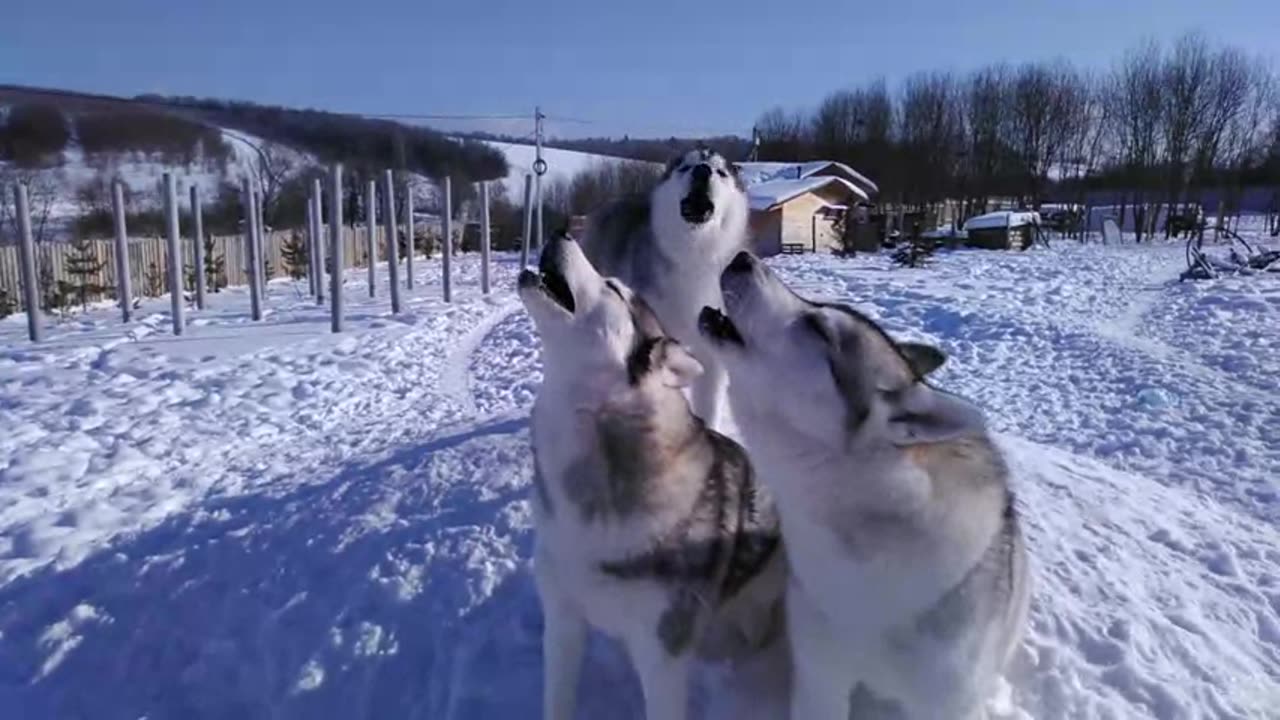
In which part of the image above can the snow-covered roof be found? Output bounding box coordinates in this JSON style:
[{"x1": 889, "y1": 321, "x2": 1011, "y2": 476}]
[
  {"x1": 963, "y1": 211, "x2": 1041, "y2": 231},
  {"x1": 736, "y1": 160, "x2": 879, "y2": 196},
  {"x1": 747, "y1": 176, "x2": 869, "y2": 211}
]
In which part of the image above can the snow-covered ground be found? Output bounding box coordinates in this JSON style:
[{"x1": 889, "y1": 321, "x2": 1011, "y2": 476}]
[{"x1": 0, "y1": 236, "x2": 1277, "y2": 718}]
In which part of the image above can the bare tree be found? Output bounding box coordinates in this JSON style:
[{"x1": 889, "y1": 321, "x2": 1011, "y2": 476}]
[
  {"x1": 1007, "y1": 61, "x2": 1080, "y2": 208},
  {"x1": 898, "y1": 71, "x2": 963, "y2": 209},
  {"x1": 1107, "y1": 41, "x2": 1165, "y2": 240},
  {"x1": 755, "y1": 107, "x2": 810, "y2": 161},
  {"x1": 961, "y1": 65, "x2": 1011, "y2": 216}
]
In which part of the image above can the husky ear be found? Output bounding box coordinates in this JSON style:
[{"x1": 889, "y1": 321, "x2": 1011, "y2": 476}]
[
  {"x1": 898, "y1": 342, "x2": 946, "y2": 377},
  {"x1": 885, "y1": 385, "x2": 986, "y2": 446},
  {"x1": 655, "y1": 339, "x2": 704, "y2": 388}
]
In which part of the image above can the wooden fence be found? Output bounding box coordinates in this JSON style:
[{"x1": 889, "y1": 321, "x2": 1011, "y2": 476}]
[{"x1": 0, "y1": 224, "x2": 419, "y2": 306}]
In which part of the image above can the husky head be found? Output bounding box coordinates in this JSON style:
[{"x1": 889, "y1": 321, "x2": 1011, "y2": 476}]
[
  {"x1": 651, "y1": 148, "x2": 749, "y2": 248},
  {"x1": 519, "y1": 235, "x2": 704, "y2": 397},
  {"x1": 697, "y1": 251, "x2": 985, "y2": 454}
]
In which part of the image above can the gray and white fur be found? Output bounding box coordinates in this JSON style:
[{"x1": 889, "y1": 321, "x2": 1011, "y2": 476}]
[
  {"x1": 578, "y1": 148, "x2": 749, "y2": 431},
  {"x1": 698, "y1": 251, "x2": 1031, "y2": 720},
  {"x1": 521, "y1": 237, "x2": 787, "y2": 720}
]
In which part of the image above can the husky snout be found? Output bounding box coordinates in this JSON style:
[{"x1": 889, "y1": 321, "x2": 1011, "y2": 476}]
[{"x1": 680, "y1": 163, "x2": 716, "y2": 224}]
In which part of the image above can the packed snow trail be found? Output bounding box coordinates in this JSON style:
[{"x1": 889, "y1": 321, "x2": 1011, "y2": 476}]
[{"x1": 0, "y1": 241, "x2": 1277, "y2": 718}]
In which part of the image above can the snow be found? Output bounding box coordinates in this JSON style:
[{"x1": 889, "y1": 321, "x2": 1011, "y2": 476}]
[
  {"x1": 745, "y1": 175, "x2": 869, "y2": 211},
  {"x1": 964, "y1": 210, "x2": 1042, "y2": 231},
  {"x1": 1, "y1": 236, "x2": 1279, "y2": 718},
  {"x1": 735, "y1": 160, "x2": 879, "y2": 196}
]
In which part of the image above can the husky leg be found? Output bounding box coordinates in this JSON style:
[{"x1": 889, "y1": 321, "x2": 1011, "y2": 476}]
[
  {"x1": 631, "y1": 641, "x2": 692, "y2": 720},
  {"x1": 540, "y1": 585, "x2": 587, "y2": 720}
]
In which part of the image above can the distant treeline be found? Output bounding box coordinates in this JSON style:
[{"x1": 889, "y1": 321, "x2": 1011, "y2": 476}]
[
  {"x1": 0, "y1": 87, "x2": 508, "y2": 184},
  {"x1": 141, "y1": 94, "x2": 507, "y2": 182},
  {"x1": 753, "y1": 32, "x2": 1280, "y2": 238},
  {"x1": 0, "y1": 100, "x2": 230, "y2": 168}
]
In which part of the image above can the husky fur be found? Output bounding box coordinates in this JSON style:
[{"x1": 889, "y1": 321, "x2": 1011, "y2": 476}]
[
  {"x1": 521, "y1": 237, "x2": 787, "y2": 720},
  {"x1": 697, "y1": 251, "x2": 1031, "y2": 720},
  {"x1": 578, "y1": 148, "x2": 750, "y2": 431}
]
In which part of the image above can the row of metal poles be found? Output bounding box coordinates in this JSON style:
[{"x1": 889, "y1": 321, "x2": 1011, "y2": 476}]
[{"x1": 8, "y1": 166, "x2": 543, "y2": 342}]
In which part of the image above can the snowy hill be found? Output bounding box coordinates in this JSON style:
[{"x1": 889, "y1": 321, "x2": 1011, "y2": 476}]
[
  {"x1": 0, "y1": 237, "x2": 1277, "y2": 717},
  {"x1": 482, "y1": 140, "x2": 654, "y2": 200}
]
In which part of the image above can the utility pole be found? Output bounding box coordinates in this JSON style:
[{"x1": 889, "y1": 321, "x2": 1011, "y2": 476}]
[
  {"x1": 534, "y1": 106, "x2": 547, "y2": 252},
  {"x1": 749, "y1": 126, "x2": 761, "y2": 162}
]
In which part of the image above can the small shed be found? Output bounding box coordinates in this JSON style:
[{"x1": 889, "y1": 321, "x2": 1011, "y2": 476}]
[
  {"x1": 963, "y1": 211, "x2": 1040, "y2": 250},
  {"x1": 736, "y1": 161, "x2": 878, "y2": 256}
]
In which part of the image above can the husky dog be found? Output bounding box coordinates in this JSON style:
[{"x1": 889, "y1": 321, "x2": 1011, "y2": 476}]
[
  {"x1": 521, "y1": 237, "x2": 787, "y2": 720},
  {"x1": 579, "y1": 148, "x2": 750, "y2": 430},
  {"x1": 698, "y1": 252, "x2": 1030, "y2": 720}
]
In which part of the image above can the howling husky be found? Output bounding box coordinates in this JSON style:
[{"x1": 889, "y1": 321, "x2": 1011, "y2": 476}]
[
  {"x1": 579, "y1": 148, "x2": 750, "y2": 431},
  {"x1": 521, "y1": 237, "x2": 787, "y2": 720},
  {"x1": 698, "y1": 251, "x2": 1030, "y2": 720}
]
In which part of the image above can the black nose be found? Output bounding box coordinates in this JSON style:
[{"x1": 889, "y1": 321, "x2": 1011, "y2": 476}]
[
  {"x1": 691, "y1": 164, "x2": 712, "y2": 183},
  {"x1": 727, "y1": 251, "x2": 754, "y2": 273}
]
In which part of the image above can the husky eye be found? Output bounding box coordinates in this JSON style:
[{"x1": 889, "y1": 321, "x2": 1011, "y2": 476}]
[
  {"x1": 716, "y1": 169, "x2": 728, "y2": 178},
  {"x1": 679, "y1": 166, "x2": 690, "y2": 174}
]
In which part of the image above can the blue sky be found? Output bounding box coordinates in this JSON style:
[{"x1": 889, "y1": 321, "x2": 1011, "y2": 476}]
[{"x1": 3, "y1": 0, "x2": 1277, "y2": 138}]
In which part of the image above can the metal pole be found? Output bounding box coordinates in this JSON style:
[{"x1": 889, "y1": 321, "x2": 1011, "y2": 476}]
[
  {"x1": 111, "y1": 180, "x2": 133, "y2": 323},
  {"x1": 366, "y1": 178, "x2": 377, "y2": 297},
  {"x1": 442, "y1": 176, "x2": 453, "y2": 303},
  {"x1": 534, "y1": 106, "x2": 545, "y2": 251},
  {"x1": 163, "y1": 173, "x2": 185, "y2": 335},
  {"x1": 405, "y1": 182, "x2": 415, "y2": 290},
  {"x1": 384, "y1": 169, "x2": 401, "y2": 314},
  {"x1": 13, "y1": 184, "x2": 43, "y2": 342},
  {"x1": 243, "y1": 178, "x2": 263, "y2": 321},
  {"x1": 329, "y1": 164, "x2": 345, "y2": 332},
  {"x1": 312, "y1": 178, "x2": 326, "y2": 304},
  {"x1": 190, "y1": 184, "x2": 207, "y2": 309},
  {"x1": 253, "y1": 188, "x2": 266, "y2": 299},
  {"x1": 304, "y1": 194, "x2": 317, "y2": 297},
  {"x1": 480, "y1": 181, "x2": 491, "y2": 294},
  {"x1": 520, "y1": 173, "x2": 534, "y2": 268}
]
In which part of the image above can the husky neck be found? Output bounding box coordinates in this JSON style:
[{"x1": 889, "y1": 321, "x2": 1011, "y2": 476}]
[
  {"x1": 737, "y1": 415, "x2": 1008, "y2": 603},
  {"x1": 535, "y1": 364, "x2": 713, "y2": 520}
]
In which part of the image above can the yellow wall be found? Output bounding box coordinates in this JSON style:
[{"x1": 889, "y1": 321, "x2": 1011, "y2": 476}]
[{"x1": 779, "y1": 190, "x2": 845, "y2": 252}]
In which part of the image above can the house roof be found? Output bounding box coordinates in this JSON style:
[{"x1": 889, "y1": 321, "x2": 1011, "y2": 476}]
[
  {"x1": 736, "y1": 160, "x2": 880, "y2": 196},
  {"x1": 963, "y1": 211, "x2": 1041, "y2": 231},
  {"x1": 746, "y1": 176, "x2": 869, "y2": 211}
]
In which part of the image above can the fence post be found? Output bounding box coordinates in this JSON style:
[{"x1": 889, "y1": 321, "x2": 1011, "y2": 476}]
[
  {"x1": 366, "y1": 178, "x2": 377, "y2": 297},
  {"x1": 304, "y1": 193, "x2": 316, "y2": 297},
  {"x1": 243, "y1": 178, "x2": 263, "y2": 321},
  {"x1": 535, "y1": 175, "x2": 543, "y2": 253},
  {"x1": 253, "y1": 187, "x2": 266, "y2": 299},
  {"x1": 480, "y1": 181, "x2": 491, "y2": 294},
  {"x1": 163, "y1": 173, "x2": 185, "y2": 335},
  {"x1": 384, "y1": 169, "x2": 402, "y2": 314},
  {"x1": 312, "y1": 178, "x2": 326, "y2": 304},
  {"x1": 190, "y1": 184, "x2": 207, "y2": 309},
  {"x1": 442, "y1": 176, "x2": 453, "y2": 303},
  {"x1": 13, "y1": 184, "x2": 43, "y2": 342},
  {"x1": 405, "y1": 182, "x2": 415, "y2": 290},
  {"x1": 520, "y1": 173, "x2": 533, "y2": 268},
  {"x1": 111, "y1": 180, "x2": 133, "y2": 323},
  {"x1": 329, "y1": 164, "x2": 345, "y2": 332}
]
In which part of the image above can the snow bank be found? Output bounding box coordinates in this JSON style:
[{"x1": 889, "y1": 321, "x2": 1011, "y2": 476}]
[
  {"x1": 964, "y1": 210, "x2": 1041, "y2": 231},
  {"x1": 0, "y1": 239, "x2": 1276, "y2": 718}
]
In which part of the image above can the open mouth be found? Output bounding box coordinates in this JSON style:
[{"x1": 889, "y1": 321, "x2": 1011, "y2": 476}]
[
  {"x1": 680, "y1": 193, "x2": 715, "y2": 224},
  {"x1": 698, "y1": 306, "x2": 743, "y2": 345},
  {"x1": 518, "y1": 265, "x2": 575, "y2": 314}
]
